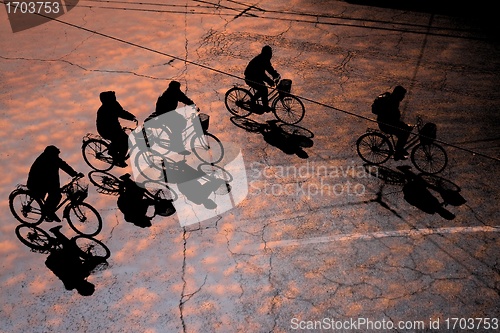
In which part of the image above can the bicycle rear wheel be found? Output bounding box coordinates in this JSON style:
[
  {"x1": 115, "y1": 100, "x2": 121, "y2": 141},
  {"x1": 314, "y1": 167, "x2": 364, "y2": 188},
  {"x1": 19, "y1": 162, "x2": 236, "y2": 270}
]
[
  {"x1": 88, "y1": 171, "x2": 121, "y2": 195},
  {"x1": 272, "y1": 95, "x2": 305, "y2": 124},
  {"x1": 356, "y1": 132, "x2": 393, "y2": 165},
  {"x1": 82, "y1": 139, "x2": 113, "y2": 171},
  {"x1": 411, "y1": 143, "x2": 448, "y2": 174},
  {"x1": 65, "y1": 202, "x2": 103, "y2": 236},
  {"x1": 15, "y1": 224, "x2": 52, "y2": 251},
  {"x1": 9, "y1": 190, "x2": 44, "y2": 225},
  {"x1": 191, "y1": 133, "x2": 224, "y2": 164},
  {"x1": 73, "y1": 236, "x2": 111, "y2": 260},
  {"x1": 225, "y1": 87, "x2": 253, "y2": 117}
]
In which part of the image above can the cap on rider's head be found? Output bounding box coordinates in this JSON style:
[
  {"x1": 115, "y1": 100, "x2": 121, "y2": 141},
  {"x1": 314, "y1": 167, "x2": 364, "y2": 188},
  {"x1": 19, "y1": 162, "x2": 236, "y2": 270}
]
[
  {"x1": 169, "y1": 81, "x2": 181, "y2": 90},
  {"x1": 261, "y1": 45, "x2": 273, "y2": 58},
  {"x1": 44, "y1": 145, "x2": 60, "y2": 156}
]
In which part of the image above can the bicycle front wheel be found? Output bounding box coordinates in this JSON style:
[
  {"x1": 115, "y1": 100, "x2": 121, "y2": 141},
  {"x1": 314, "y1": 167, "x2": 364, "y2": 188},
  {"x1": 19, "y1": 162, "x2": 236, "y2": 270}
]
[
  {"x1": 272, "y1": 95, "x2": 305, "y2": 124},
  {"x1": 82, "y1": 139, "x2": 113, "y2": 171},
  {"x1": 9, "y1": 190, "x2": 44, "y2": 225},
  {"x1": 411, "y1": 143, "x2": 448, "y2": 174},
  {"x1": 73, "y1": 236, "x2": 111, "y2": 260},
  {"x1": 142, "y1": 181, "x2": 178, "y2": 202},
  {"x1": 15, "y1": 224, "x2": 52, "y2": 251},
  {"x1": 356, "y1": 132, "x2": 393, "y2": 165},
  {"x1": 65, "y1": 202, "x2": 103, "y2": 236},
  {"x1": 134, "y1": 149, "x2": 168, "y2": 184},
  {"x1": 191, "y1": 133, "x2": 224, "y2": 164},
  {"x1": 225, "y1": 87, "x2": 253, "y2": 117},
  {"x1": 89, "y1": 171, "x2": 121, "y2": 195}
]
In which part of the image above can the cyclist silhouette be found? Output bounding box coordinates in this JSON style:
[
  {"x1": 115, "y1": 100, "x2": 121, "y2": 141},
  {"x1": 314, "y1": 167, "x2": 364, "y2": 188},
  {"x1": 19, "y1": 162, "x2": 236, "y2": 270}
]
[
  {"x1": 27, "y1": 145, "x2": 82, "y2": 222},
  {"x1": 376, "y1": 85, "x2": 411, "y2": 160},
  {"x1": 244, "y1": 45, "x2": 280, "y2": 112},
  {"x1": 96, "y1": 91, "x2": 137, "y2": 167},
  {"x1": 145, "y1": 81, "x2": 195, "y2": 154}
]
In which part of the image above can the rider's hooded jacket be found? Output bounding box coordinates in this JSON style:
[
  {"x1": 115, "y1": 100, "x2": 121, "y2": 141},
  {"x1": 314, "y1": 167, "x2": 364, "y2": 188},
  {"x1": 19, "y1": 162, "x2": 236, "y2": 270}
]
[
  {"x1": 96, "y1": 91, "x2": 135, "y2": 140},
  {"x1": 27, "y1": 146, "x2": 78, "y2": 192}
]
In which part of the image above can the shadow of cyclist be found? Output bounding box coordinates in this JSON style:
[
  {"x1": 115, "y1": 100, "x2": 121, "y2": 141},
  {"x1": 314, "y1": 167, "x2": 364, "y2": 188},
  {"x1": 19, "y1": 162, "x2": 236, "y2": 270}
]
[
  {"x1": 230, "y1": 117, "x2": 313, "y2": 159},
  {"x1": 44, "y1": 226, "x2": 106, "y2": 296},
  {"x1": 365, "y1": 164, "x2": 466, "y2": 220},
  {"x1": 117, "y1": 174, "x2": 155, "y2": 228},
  {"x1": 154, "y1": 160, "x2": 231, "y2": 209}
]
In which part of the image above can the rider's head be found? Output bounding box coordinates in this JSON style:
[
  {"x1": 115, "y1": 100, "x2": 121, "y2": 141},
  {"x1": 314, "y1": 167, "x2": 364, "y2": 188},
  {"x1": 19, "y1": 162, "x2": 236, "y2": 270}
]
[
  {"x1": 168, "y1": 81, "x2": 181, "y2": 91},
  {"x1": 261, "y1": 45, "x2": 273, "y2": 59},
  {"x1": 392, "y1": 85, "x2": 407, "y2": 101},
  {"x1": 99, "y1": 91, "x2": 116, "y2": 104},
  {"x1": 44, "y1": 145, "x2": 60, "y2": 156}
]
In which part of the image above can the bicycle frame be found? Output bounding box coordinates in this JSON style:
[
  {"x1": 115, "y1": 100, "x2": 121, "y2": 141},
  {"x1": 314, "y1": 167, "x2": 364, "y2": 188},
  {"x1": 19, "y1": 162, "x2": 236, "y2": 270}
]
[
  {"x1": 246, "y1": 82, "x2": 282, "y2": 106},
  {"x1": 374, "y1": 116, "x2": 424, "y2": 154}
]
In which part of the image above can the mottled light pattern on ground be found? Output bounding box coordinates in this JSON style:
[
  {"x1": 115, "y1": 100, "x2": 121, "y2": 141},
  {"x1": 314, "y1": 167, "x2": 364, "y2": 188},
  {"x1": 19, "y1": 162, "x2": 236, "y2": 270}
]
[{"x1": 1, "y1": 1, "x2": 499, "y2": 332}]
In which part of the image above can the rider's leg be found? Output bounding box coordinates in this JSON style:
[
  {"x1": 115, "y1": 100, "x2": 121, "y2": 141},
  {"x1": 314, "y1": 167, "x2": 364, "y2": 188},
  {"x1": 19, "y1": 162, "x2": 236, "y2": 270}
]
[
  {"x1": 44, "y1": 188, "x2": 62, "y2": 222},
  {"x1": 394, "y1": 122, "x2": 411, "y2": 157},
  {"x1": 166, "y1": 112, "x2": 188, "y2": 153},
  {"x1": 110, "y1": 130, "x2": 130, "y2": 167},
  {"x1": 246, "y1": 79, "x2": 270, "y2": 110},
  {"x1": 379, "y1": 122, "x2": 410, "y2": 159}
]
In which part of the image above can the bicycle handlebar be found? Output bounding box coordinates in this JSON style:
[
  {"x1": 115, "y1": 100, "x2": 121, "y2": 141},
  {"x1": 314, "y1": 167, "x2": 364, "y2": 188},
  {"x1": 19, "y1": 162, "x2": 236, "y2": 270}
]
[{"x1": 61, "y1": 173, "x2": 84, "y2": 193}]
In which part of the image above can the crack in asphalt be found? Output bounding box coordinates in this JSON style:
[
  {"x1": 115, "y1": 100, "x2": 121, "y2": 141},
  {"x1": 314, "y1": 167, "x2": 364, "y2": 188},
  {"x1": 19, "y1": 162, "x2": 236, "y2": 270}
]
[
  {"x1": 179, "y1": 227, "x2": 208, "y2": 333},
  {"x1": 0, "y1": 56, "x2": 170, "y2": 80}
]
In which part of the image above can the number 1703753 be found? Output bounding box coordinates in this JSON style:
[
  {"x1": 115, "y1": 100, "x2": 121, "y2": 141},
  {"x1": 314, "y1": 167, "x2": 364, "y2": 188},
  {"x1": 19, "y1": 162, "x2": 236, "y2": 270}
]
[
  {"x1": 5, "y1": 2, "x2": 60, "y2": 14},
  {"x1": 445, "y1": 318, "x2": 498, "y2": 330}
]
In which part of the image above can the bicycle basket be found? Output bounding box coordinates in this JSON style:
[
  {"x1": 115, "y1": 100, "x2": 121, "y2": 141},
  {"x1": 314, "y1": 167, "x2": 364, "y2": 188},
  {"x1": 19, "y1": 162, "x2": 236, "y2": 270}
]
[
  {"x1": 419, "y1": 122, "x2": 437, "y2": 145},
  {"x1": 198, "y1": 113, "x2": 210, "y2": 134},
  {"x1": 67, "y1": 181, "x2": 89, "y2": 203},
  {"x1": 277, "y1": 79, "x2": 292, "y2": 98}
]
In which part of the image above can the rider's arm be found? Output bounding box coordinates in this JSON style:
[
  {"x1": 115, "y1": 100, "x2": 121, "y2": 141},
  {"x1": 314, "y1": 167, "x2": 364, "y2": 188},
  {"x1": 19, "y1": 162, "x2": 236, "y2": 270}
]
[
  {"x1": 178, "y1": 92, "x2": 194, "y2": 106},
  {"x1": 265, "y1": 60, "x2": 280, "y2": 80},
  {"x1": 118, "y1": 109, "x2": 137, "y2": 122},
  {"x1": 57, "y1": 158, "x2": 79, "y2": 178}
]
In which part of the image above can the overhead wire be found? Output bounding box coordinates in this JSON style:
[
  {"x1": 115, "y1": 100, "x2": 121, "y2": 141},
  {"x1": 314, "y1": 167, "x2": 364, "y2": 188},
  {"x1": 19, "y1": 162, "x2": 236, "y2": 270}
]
[{"x1": 1, "y1": 1, "x2": 498, "y2": 162}]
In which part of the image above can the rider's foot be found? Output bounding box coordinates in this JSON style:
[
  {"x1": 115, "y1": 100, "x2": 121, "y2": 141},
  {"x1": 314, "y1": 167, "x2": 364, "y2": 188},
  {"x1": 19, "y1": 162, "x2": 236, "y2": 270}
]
[
  {"x1": 115, "y1": 160, "x2": 128, "y2": 168},
  {"x1": 45, "y1": 212, "x2": 61, "y2": 223},
  {"x1": 394, "y1": 153, "x2": 409, "y2": 161},
  {"x1": 49, "y1": 225, "x2": 63, "y2": 233}
]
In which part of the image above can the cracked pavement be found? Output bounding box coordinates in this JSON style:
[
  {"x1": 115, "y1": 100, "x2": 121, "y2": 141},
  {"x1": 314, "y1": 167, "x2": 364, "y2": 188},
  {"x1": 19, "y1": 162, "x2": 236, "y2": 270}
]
[{"x1": 0, "y1": 0, "x2": 499, "y2": 332}]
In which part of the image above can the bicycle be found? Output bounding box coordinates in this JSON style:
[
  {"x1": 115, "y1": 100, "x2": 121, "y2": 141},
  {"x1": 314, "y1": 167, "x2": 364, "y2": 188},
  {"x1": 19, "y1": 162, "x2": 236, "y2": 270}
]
[
  {"x1": 88, "y1": 170, "x2": 178, "y2": 217},
  {"x1": 81, "y1": 120, "x2": 138, "y2": 171},
  {"x1": 142, "y1": 111, "x2": 224, "y2": 165},
  {"x1": 356, "y1": 116, "x2": 448, "y2": 174},
  {"x1": 15, "y1": 224, "x2": 110, "y2": 264},
  {"x1": 9, "y1": 175, "x2": 103, "y2": 236},
  {"x1": 224, "y1": 77, "x2": 306, "y2": 125}
]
